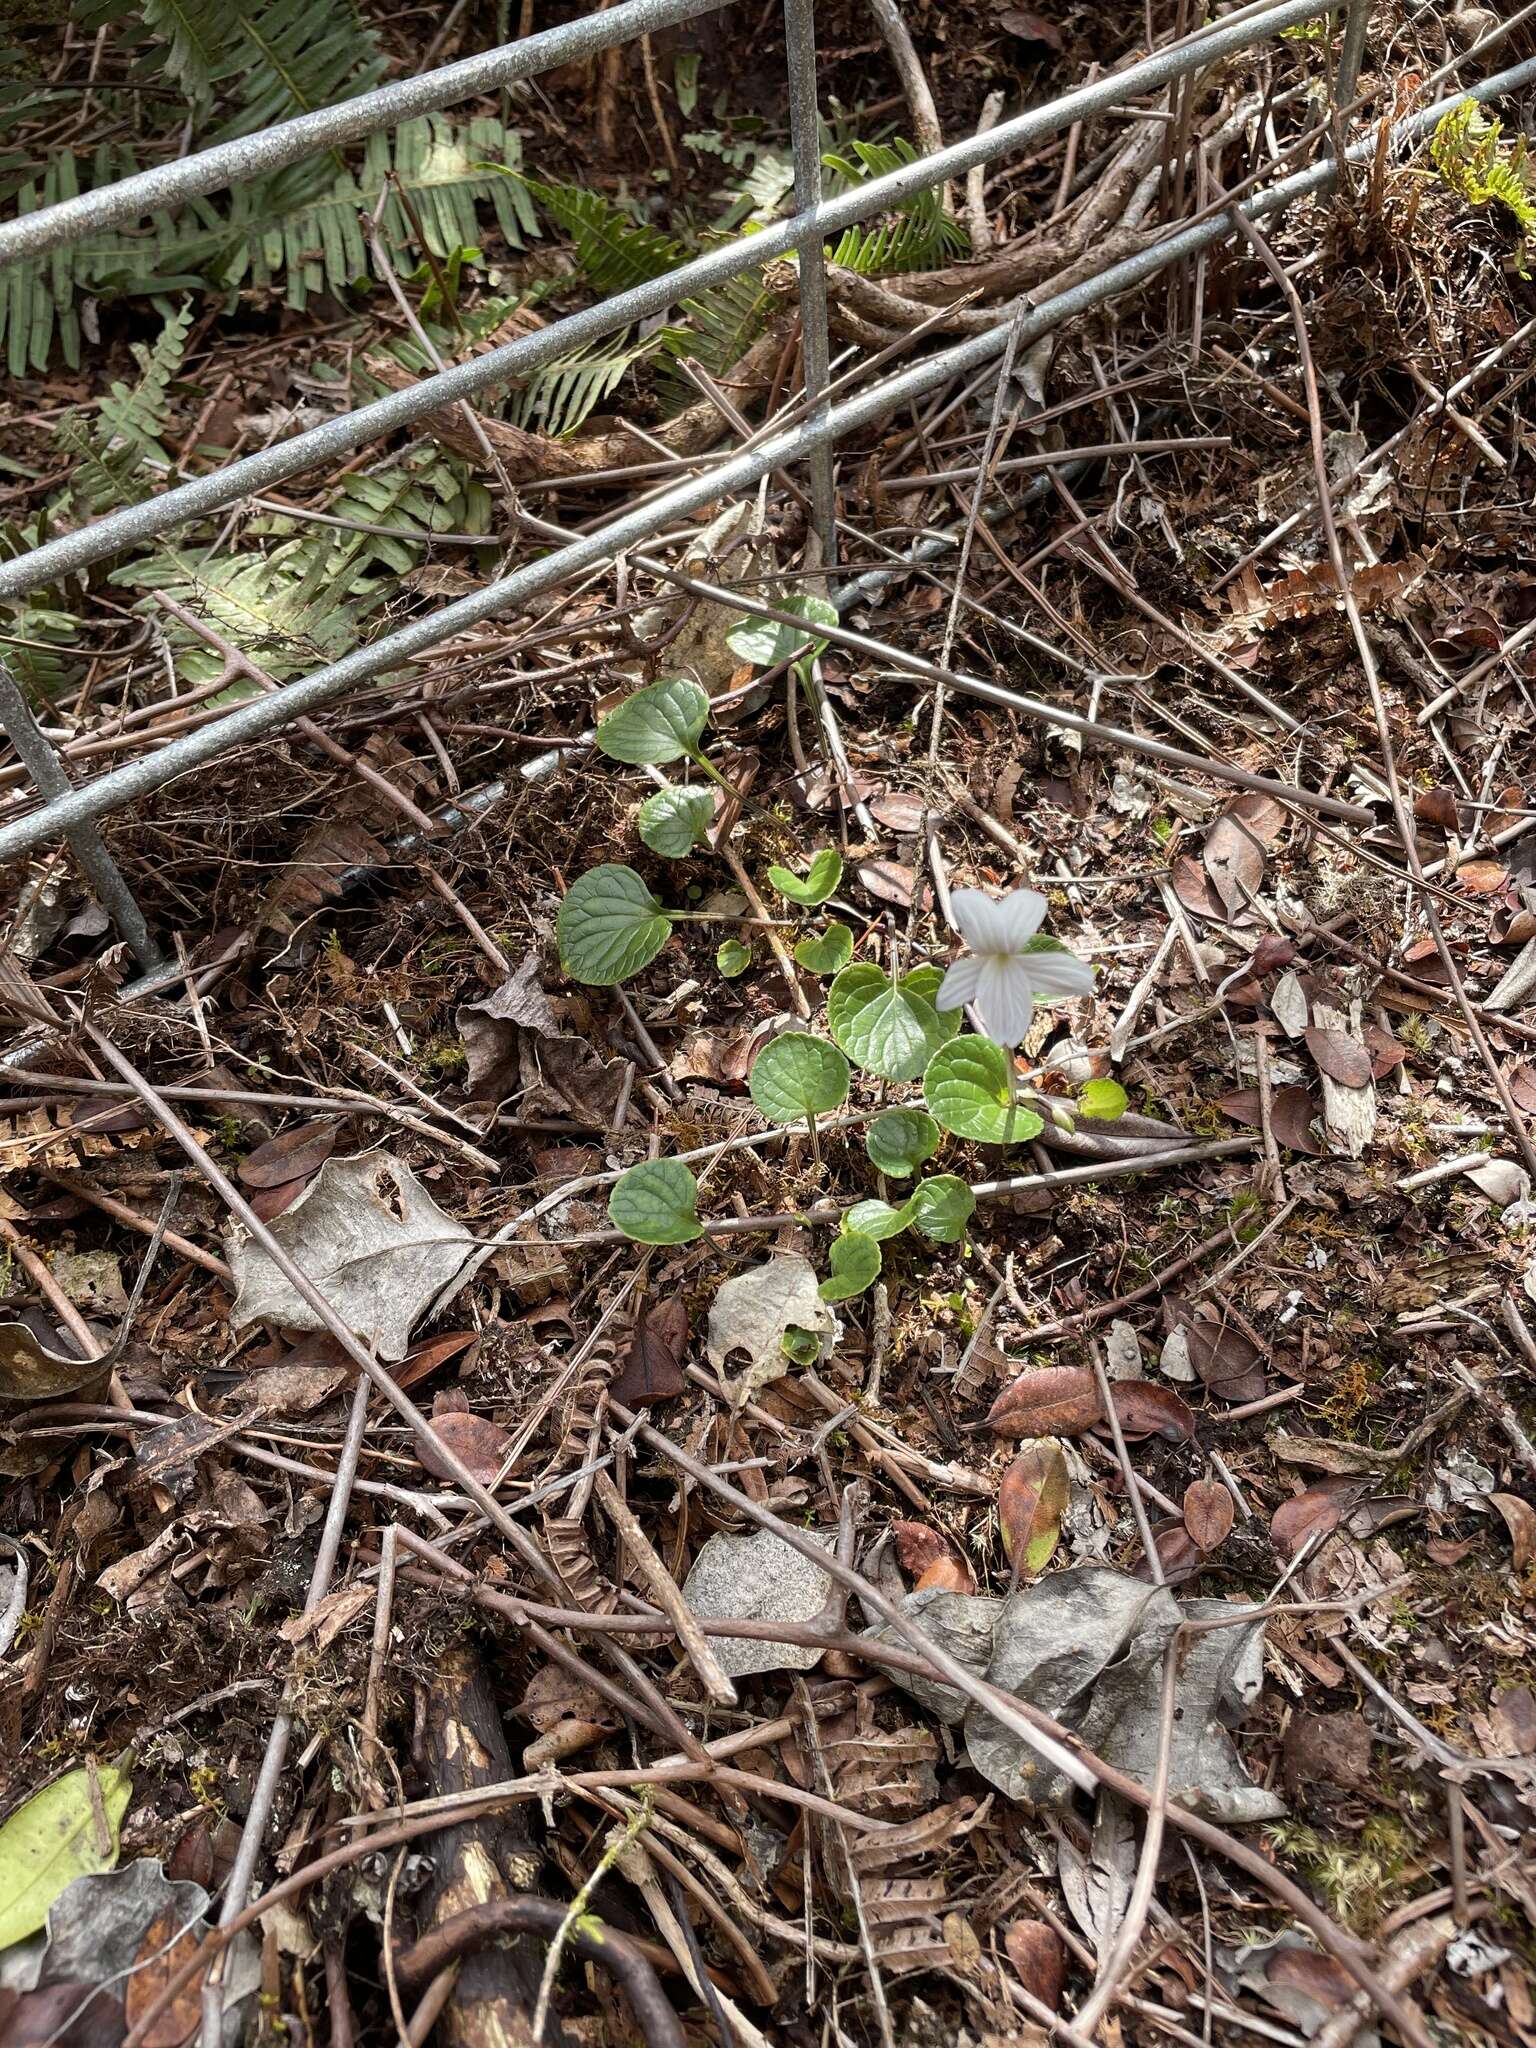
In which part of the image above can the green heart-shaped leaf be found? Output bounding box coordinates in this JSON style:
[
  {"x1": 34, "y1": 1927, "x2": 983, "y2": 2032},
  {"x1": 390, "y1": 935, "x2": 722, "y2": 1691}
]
[
  {"x1": 819, "y1": 1229, "x2": 882, "y2": 1301},
  {"x1": 844, "y1": 1194, "x2": 918, "y2": 1241},
  {"x1": 864, "y1": 1108, "x2": 941, "y2": 1178},
  {"x1": 923, "y1": 1035, "x2": 1044, "y2": 1145},
  {"x1": 557, "y1": 865, "x2": 673, "y2": 985},
  {"x1": 608, "y1": 1159, "x2": 703, "y2": 1245},
  {"x1": 910, "y1": 1174, "x2": 976, "y2": 1244},
  {"x1": 749, "y1": 1032, "x2": 850, "y2": 1123},
  {"x1": 1079, "y1": 1078, "x2": 1128, "y2": 1120},
  {"x1": 780, "y1": 1324, "x2": 821, "y2": 1365},
  {"x1": 716, "y1": 937, "x2": 751, "y2": 977},
  {"x1": 596, "y1": 677, "x2": 709, "y2": 764},
  {"x1": 638, "y1": 783, "x2": 714, "y2": 858},
  {"x1": 768, "y1": 848, "x2": 841, "y2": 907},
  {"x1": 827, "y1": 963, "x2": 961, "y2": 1082},
  {"x1": 725, "y1": 593, "x2": 839, "y2": 669},
  {"x1": 794, "y1": 921, "x2": 853, "y2": 976}
]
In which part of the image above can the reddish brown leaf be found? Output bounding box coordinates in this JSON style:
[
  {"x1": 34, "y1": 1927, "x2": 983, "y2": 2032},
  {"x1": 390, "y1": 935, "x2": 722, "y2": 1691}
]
[
  {"x1": 1364, "y1": 1024, "x2": 1406, "y2": 1079},
  {"x1": 247, "y1": 1179, "x2": 309, "y2": 1222},
  {"x1": 236, "y1": 1120, "x2": 337, "y2": 1189},
  {"x1": 1204, "y1": 795, "x2": 1281, "y2": 912},
  {"x1": 1184, "y1": 1478, "x2": 1236, "y2": 1552},
  {"x1": 1491, "y1": 1684, "x2": 1536, "y2": 1756},
  {"x1": 1489, "y1": 1492, "x2": 1536, "y2": 1573},
  {"x1": 987, "y1": 1365, "x2": 1102, "y2": 1438},
  {"x1": 1512, "y1": 1065, "x2": 1536, "y2": 1115},
  {"x1": 1171, "y1": 853, "x2": 1225, "y2": 921},
  {"x1": 125, "y1": 1908, "x2": 208, "y2": 2048},
  {"x1": 1304, "y1": 1026, "x2": 1372, "y2": 1088},
  {"x1": 915, "y1": 1555, "x2": 976, "y2": 1593},
  {"x1": 1214, "y1": 1084, "x2": 1323, "y2": 1155},
  {"x1": 1137, "y1": 1521, "x2": 1206, "y2": 1586},
  {"x1": 1457, "y1": 858, "x2": 1509, "y2": 895},
  {"x1": 999, "y1": 1441, "x2": 1069, "y2": 1574},
  {"x1": 869, "y1": 791, "x2": 929, "y2": 833},
  {"x1": 416, "y1": 1393, "x2": 510, "y2": 1485},
  {"x1": 856, "y1": 859, "x2": 919, "y2": 908},
  {"x1": 1248, "y1": 935, "x2": 1295, "y2": 975},
  {"x1": 1426, "y1": 1536, "x2": 1476, "y2": 1565},
  {"x1": 0, "y1": 1983, "x2": 126, "y2": 2048},
  {"x1": 1165, "y1": 1301, "x2": 1267, "y2": 1402},
  {"x1": 891, "y1": 1520, "x2": 955, "y2": 1578},
  {"x1": 611, "y1": 1293, "x2": 689, "y2": 1406},
  {"x1": 1265, "y1": 1946, "x2": 1358, "y2": 2015},
  {"x1": 1413, "y1": 786, "x2": 1460, "y2": 833},
  {"x1": 1104, "y1": 1381, "x2": 1197, "y2": 1444},
  {"x1": 1271, "y1": 1485, "x2": 1347, "y2": 1557},
  {"x1": 395, "y1": 1329, "x2": 479, "y2": 1392},
  {"x1": 996, "y1": 6, "x2": 1064, "y2": 48},
  {"x1": 1003, "y1": 1921, "x2": 1066, "y2": 2010}
]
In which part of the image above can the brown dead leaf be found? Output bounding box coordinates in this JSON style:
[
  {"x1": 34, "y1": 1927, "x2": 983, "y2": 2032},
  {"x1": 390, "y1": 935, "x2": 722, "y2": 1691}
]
[
  {"x1": 395, "y1": 1329, "x2": 480, "y2": 1392},
  {"x1": 279, "y1": 1580, "x2": 373, "y2": 1649},
  {"x1": 1003, "y1": 1921, "x2": 1066, "y2": 2010},
  {"x1": 416, "y1": 1392, "x2": 510, "y2": 1485},
  {"x1": 1165, "y1": 1300, "x2": 1267, "y2": 1402},
  {"x1": 1414, "y1": 787, "x2": 1460, "y2": 834},
  {"x1": 1139, "y1": 1521, "x2": 1206, "y2": 1585},
  {"x1": 999, "y1": 1442, "x2": 1069, "y2": 1573},
  {"x1": 611, "y1": 1293, "x2": 689, "y2": 1406},
  {"x1": 869, "y1": 791, "x2": 930, "y2": 833},
  {"x1": 915, "y1": 1555, "x2": 976, "y2": 1592},
  {"x1": 1184, "y1": 1478, "x2": 1236, "y2": 1551},
  {"x1": 242, "y1": 1361, "x2": 350, "y2": 1418},
  {"x1": 1491, "y1": 1684, "x2": 1536, "y2": 1755},
  {"x1": 1271, "y1": 1485, "x2": 1349, "y2": 1556},
  {"x1": 997, "y1": 6, "x2": 1063, "y2": 48},
  {"x1": 1171, "y1": 853, "x2": 1226, "y2": 921},
  {"x1": 1104, "y1": 1381, "x2": 1197, "y2": 1444},
  {"x1": 1264, "y1": 1946, "x2": 1357, "y2": 2016},
  {"x1": 1488, "y1": 1492, "x2": 1536, "y2": 1573},
  {"x1": 125, "y1": 1907, "x2": 209, "y2": 2048},
  {"x1": 1204, "y1": 794, "x2": 1284, "y2": 914},
  {"x1": 1457, "y1": 859, "x2": 1510, "y2": 896},
  {"x1": 891, "y1": 1520, "x2": 963, "y2": 1582},
  {"x1": 1304, "y1": 1026, "x2": 1372, "y2": 1088},
  {"x1": 1215, "y1": 1084, "x2": 1325, "y2": 1155},
  {"x1": 987, "y1": 1365, "x2": 1102, "y2": 1438},
  {"x1": 235, "y1": 1120, "x2": 337, "y2": 1189},
  {"x1": 857, "y1": 859, "x2": 919, "y2": 908}
]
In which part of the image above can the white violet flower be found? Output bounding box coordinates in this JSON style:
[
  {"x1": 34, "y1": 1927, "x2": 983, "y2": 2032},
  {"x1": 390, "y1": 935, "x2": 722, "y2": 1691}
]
[{"x1": 937, "y1": 886, "x2": 1094, "y2": 1046}]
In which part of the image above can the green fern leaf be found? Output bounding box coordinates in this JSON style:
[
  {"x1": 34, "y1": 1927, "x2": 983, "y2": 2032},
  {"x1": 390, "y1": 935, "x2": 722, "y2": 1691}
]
[{"x1": 521, "y1": 179, "x2": 686, "y2": 294}]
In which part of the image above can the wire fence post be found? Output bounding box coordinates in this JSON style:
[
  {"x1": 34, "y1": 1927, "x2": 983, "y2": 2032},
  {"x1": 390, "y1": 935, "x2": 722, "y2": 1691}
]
[
  {"x1": 782, "y1": 0, "x2": 838, "y2": 570},
  {"x1": 0, "y1": 660, "x2": 160, "y2": 972}
]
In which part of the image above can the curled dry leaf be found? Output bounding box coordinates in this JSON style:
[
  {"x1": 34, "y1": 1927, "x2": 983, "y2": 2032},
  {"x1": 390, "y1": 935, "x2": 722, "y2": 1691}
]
[
  {"x1": 1105, "y1": 1381, "x2": 1197, "y2": 1444},
  {"x1": 125, "y1": 1906, "x2": 208, "y2": 2048},
  {"x1": 1414, "y1": 786, "x2": 1460, "y2": 833},
  {"x1": 235, "y1": 1120, "x2": 337, "y2": 1190},
  {"x1": 1204, "y1": 794, "x2": 1282, "y2": 913},
  {"x1": 1003, "y1": 1920, "x2": 1066, "y2": 2010},
  {"x1": 1183, "y1": 1479, "x2": 1236, "y2": 1552},
  {"x1": 1164, "y1": 1299, "x2": 1267, "y2": 1403},
  {"x1": 415, "y1": 1393, "x2": 510, "y2": 1486},
  {"x1": 1488, "y1": 1492, "x2": 1536, "y2": 1573},
  {"x1": 987, "y1": 1365, "x2": 1102, "y2": 1438},
  {"x1": 611, "y1": 1292, "x2": 689, "y2": 1407},
  {"x1": 999, "y1": 1441, "x2": 1069, "y2": 1575}
]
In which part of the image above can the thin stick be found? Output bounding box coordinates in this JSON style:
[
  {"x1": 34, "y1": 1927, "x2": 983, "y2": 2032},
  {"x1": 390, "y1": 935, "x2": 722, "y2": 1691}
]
[
  {"x1": 592, "y1": 1468, "x2": 738, "y2": 1706},
  {"x1": 1089, "y1": 1336, "x2": 1164, "y2": 1583}
]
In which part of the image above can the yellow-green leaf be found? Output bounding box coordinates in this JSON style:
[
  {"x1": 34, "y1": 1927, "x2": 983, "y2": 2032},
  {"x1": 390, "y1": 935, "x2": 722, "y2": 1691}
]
[{"x1": 0, "y1": 1762, "x2": 133, "y2": 1949}]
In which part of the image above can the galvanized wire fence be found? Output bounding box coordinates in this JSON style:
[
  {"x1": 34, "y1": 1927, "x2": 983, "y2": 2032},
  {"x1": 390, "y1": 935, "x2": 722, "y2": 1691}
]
[{"x1": 1, "y1": 0, "x2": 1533, "y2": 974}]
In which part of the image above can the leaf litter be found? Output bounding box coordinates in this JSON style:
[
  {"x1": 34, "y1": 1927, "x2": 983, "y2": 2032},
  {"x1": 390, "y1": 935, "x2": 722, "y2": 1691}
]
[{"x1": 2, "y1": 7, "x2": 1536, "y2": 2044}]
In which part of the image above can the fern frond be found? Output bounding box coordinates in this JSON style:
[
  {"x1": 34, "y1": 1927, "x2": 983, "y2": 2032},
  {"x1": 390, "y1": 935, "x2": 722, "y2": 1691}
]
[
  {"x1": 0, "y1": 117, "x2": 530, "y2": 366},
  {"x1": 504, "y1": 333, "x2": 659, "y2": 439},
  {"x1": 522, "y1": 179, "x2": 686, "y2": 293},
  {"x1": 252, "y1": 445, "x2": 493, "y2": 580},
  {"x1": 1431, "y1": 97, "x2": 1536, "y2": 275},
  {"x1": 821, "y1": 136, "x2": 969, "y2": 275},
  {"x1": 112, "y1": 538, "x2": 382, "y2": 691}
]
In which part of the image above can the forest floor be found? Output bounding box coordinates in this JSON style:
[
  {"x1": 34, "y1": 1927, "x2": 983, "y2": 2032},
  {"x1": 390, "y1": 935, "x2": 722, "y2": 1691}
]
[{"x1": 1, "y1": 1, "x2": 1535, "y2": 2045}]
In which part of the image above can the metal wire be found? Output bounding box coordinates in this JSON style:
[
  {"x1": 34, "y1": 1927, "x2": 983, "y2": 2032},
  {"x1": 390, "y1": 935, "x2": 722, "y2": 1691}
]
[
  {"x1": 4, "y1": 47, "x2": 1530, "y2": 872},
  {"x1": 0, "y1": 0, "x2": 723, "y2": 270},
  {"x1": 0, "y1": 0, "x2": 1330, "y2": 610}
]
